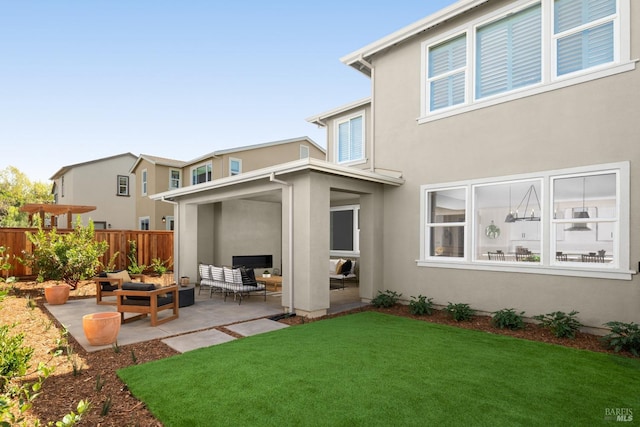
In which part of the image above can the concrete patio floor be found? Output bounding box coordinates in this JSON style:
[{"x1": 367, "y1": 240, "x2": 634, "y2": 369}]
[{"x1": 45, "y1": 284, "x2": 363, "y2": 353}]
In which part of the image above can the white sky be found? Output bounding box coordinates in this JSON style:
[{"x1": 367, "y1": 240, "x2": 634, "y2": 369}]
[{"x1": 0, "y1": 0, "x2": 458, "y2": 182}]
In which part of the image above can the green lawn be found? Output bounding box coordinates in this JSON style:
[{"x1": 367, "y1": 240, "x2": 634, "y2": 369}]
[{"x1": 117, "y1": 312, "x2": 639, "y2": 426}]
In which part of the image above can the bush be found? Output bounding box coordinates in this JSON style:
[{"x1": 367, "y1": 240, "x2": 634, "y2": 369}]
[
  {"x1": 409, "y1": 295, "x2": 433, "y2": 315},
  {"x1": 444, "y1": 302, "x2": 474, "y2": 321},
  {"x1": 533, "y1": 310, "x2": 582, "y2": 339},
  {"x1": 601, "y1": 321, "x2": 640, "y2": 357},
  {"x1": 22, "y1": 218, "x2": 108, "y2": 289},
  {"x1": 492, "y1": 308, "x2": 525, "y2": 330},
  {"x1": 371, "y1": 290, "x2": 402, "y2": 308},
  {"x1": 0, "y1": 324, "x2": 33, "y2": 393}
]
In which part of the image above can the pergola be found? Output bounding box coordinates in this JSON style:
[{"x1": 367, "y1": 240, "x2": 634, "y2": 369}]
[{"x1": 20, "y1": 204, "x2": 96, "y2": 229}]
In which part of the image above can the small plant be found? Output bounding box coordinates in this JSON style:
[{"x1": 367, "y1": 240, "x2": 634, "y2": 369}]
[
  {"x1": 601, "y1": 321, "x2": 640, "y2": 357},
  {"x1": 126, "y1": 240, "x2": 146, "y2": 274},
  {"x1": 104, "y1": 251, "x2": 120, "y2": 273},
  {"x1": 444, "y1": 302, "x2": 474, "y2": 321},
  {"x1": 151, "y1": 257, "x2": 171, "y2": 275},
  {"x1": 130, "y1": 349, "x2": 138, "y2": 364},
  {"x1": 533, "y1": 310, "x2": 582, "y2": 338},
  {"x1": 112, "y1": 341, "x2": 121, "y2": 354},
  {"x1": 409, "y1": 295, "x2": 433, "y2": 315},
  {"x1": 371, "y1": 290, "x2": 402, "y2": 308},
  {"x1": 492, "y1": 308, "x2": 526, "y2": 330},
  {"x1": 100, "y1": 396, "x2": 112, "y2": 416},
  {"x1": 0, "y1": 246, "x2": 16, "y2": 284},
  {"x1": 0, "y1": 324, "x2": 34, "y2": 393},
  {"x1": 95, "y1": 374, "x2": 106, "y2": 392}
]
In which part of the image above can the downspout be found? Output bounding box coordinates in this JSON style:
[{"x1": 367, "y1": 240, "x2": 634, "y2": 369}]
[
  {"x1": 161, "y1": 196, "x2": 179, "y2": 284},
  {"x1": 269, "y1": 173, "x2": 294, "y2": 315},
  {"x1": 358, "y1": 55, "x2": 375, "y2": 172}
]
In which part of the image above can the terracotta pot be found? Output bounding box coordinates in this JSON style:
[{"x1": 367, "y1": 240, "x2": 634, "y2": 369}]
[
  {"x1": 82, "y1": 312, "x2": 121, "y2": 346},
  {"x1": 44, "y1": 284, "x2": 71, "y2": 305}
]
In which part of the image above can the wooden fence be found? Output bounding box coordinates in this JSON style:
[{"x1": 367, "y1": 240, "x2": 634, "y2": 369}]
[{"x1": 0, "y1": 228, "x2": 173, "y2": 279}]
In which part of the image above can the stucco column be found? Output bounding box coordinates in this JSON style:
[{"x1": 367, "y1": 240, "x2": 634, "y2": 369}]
[
  {"x1": 288, "y1": 172, "x2": 331, "y2": 318},
  {"x1": 178, "y1": 202, "x2": 199, "y2": 284},
  {"x1": 359, "y1": 191, "x2": 385, "y2": 301}
]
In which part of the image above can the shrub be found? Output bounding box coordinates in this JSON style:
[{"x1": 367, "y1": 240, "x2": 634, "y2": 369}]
[
  {"x1": 601, "y1": 321, "x2": 640, "y2": 357},
  {"x1": 126, "y1": 240, "x2": 146, "y2": 274},
  {"x1": 371, "y1": 290, "x2": 402, "y2": 308},
  {"x1": 150, "y1": 257, "x2": 172, "y2": 275},
  {"x1": 0, "y1": 324, "x2": 33, "y2": 393},
  {"x1": 22, "y1": 218, "x2": 108, "y2": 289},
  {"x1": 409, "y1": 295, "x2": 433, "y2": 315},
  {"x1": 492, "y1": 308, "x2": 525, "y2": 330},
  {"x1": 445, "y1": 302, "x2": 474, "y2": 321},
  {"x1": 533, "y1": 310, "x2": 582, "y2": 339}
]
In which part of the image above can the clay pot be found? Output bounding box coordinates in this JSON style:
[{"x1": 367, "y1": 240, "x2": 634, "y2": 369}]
[
  {"x1": 82, "y1": 312, "x2": 121, "y2": 346},
  {"x1": 44, "y1": 284, "x2": 71, "y2": 305}
]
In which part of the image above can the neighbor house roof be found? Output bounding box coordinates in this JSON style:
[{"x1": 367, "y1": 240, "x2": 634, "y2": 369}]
[
  {"x1": 149, "y1": 157, "x2": 404, "y2": 202},
  {"x1": 49, "y1": 152, "x2": 137, "y2": 180},
  {"x1": 341, "y1": 0, "x2": 490, "y2": 76},
  {"x1": 184, "y1": 136, "x2": 325, "y2": 167},
  {"x1": 129, "y1": 154, "x2": 187, "y2": 174},
  {"x1": 306, "y1": 98, "x2": 371, "y2": 127}
]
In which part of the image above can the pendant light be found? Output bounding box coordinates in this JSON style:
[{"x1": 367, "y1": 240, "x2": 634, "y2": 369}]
[{"x1": 566, "y1": 177, "x2": 591, "y2": 231}]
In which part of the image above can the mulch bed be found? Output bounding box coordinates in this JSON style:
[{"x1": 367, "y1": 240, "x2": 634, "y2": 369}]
[{"x1": 1, "y1": 280, "x2": 633, "y2": 426}]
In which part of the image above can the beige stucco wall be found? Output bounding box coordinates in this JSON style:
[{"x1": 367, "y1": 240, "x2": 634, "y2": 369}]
[
  {"x1": 366, "y1": 0, "x2": 640, "y2": 328},
  {"x1": 54, "y1": 154, "x2": 137, "y2": 229},
  {"x1": 324, "y1": 104, "x2": 372, "y2": 171}
]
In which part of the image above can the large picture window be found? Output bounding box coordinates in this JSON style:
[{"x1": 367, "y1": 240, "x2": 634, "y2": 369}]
[
  {"x1": 422, "y1": 0, "x2": 631, "y2": 119},
  {"x1": 420, "y1": 162, "x2": 630, "y2": 279}
]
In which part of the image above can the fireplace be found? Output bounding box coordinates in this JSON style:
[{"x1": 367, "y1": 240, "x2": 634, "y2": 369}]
[{"x1": 232, "y1": 255, "x2": 273, "y2": 269}]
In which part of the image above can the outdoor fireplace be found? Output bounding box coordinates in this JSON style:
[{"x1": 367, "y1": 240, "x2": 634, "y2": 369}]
[{"x1": 232, "y1": 255, "x2": 273, "y2": 269}]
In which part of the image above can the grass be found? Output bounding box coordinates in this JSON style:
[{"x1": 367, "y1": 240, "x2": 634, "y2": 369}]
[{"x1": 117, "y1": 312, "x2": 640, "y2": 426}]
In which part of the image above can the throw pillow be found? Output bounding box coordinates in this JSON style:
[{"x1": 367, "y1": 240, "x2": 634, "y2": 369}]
[
  {"x1": 107, "y1": 270, "x2": 133, "y2": 283},
  {"x1": 340, "y1": 259, "x2": 352, "y2": 275},
  {"x1": 335, "y1": 259, "x2": 345, "y2": 274}
]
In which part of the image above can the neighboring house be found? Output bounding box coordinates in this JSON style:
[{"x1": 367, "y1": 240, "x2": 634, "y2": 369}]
[
  {"x1": 152, "y1": 0, "x2": 639, "y2": 328},
  {"x1": 130, "y1": 137, "x2": 325, "y2": 230},
  {"x1": 50, "y1": 153, "x2": 137, "y2": 229}
]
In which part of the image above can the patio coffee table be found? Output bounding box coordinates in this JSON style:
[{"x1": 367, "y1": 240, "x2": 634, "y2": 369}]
[
  {"x1": 178, "y1": 284, "x2": 195, "y2": 307},
  {"x1": 255, "y1": 276, "x2": 282, "y2": 292}
]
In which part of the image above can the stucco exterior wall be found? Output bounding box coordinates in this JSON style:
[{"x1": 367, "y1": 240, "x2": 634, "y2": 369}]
[
  {"x1": 367, "y1": 1, "x2": 640, "y2": 328},
  {"x1": 324, "y1": 103, "x2": 372, "y2": 170}
]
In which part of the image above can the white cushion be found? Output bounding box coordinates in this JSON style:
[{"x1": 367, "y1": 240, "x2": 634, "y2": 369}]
[{"x1": 211, "y1": 266, "x2": 225, "y2": 282}]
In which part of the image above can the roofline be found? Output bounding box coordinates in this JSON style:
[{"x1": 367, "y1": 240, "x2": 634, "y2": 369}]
[
  {"x1": 305, "y1": 97, "x2": 371, "y2": 127},
  {"x1": 340, "y1": 0, "x2": 490, "y2": 74},
  {"x1": 129, "y1": 155, "x2": 187, "y2": 174},
  {"x1": 149, "y1": 158, "x2": 404, "y2": 201},
  {"x1": 50, "y1": 152, "x2": 137, "y2": 180},
  {"x1": 184, "y1": 136, "x2": 325, "y2": 166}
]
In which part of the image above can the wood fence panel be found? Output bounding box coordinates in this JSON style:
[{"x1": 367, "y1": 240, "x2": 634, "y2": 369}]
[{"x1": 0, "y1": 229, "x2": 173, "y2": 279}]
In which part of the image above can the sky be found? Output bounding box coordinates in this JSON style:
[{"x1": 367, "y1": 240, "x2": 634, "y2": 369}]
[{"x1": 1, "y1": 0, "x2": 458, "y2": 182}]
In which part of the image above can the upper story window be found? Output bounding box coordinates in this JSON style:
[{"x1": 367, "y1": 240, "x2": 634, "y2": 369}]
[
  {"x1": 300, "y1": 145, "x2": 310, "y2": 159},
  {"x1": 192, "y1": 162, "x2": 212, "y2": 185},
  {"x1": 335, "y1": 111, "x2": 364, "y2": 164},
  {"x1": 61, "y1": 176, "x2": 65, "y2": 197},
  {"x1": 229, "y1": 158, "x2": 242, "y2": 176},
  {"x1": 141, "y1": 169, "x2": 147, "y2": 196},
  {"x1": 117, "y1": 175, "x2": 129, "y2": 196},
  {"x1": 419, "y1": 162, "x2": 630, "y2": 280},
  {"x1": 169, "y1": 169, "x2": 181, "y2": 190},
  {"x1": 421, "y1": 0, "x2": 631, "y2": 120}
]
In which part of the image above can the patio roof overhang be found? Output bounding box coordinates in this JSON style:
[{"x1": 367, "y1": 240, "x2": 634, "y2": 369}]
[{"x1": 149, "y1": 158, "x2": 404, "y2": 202}]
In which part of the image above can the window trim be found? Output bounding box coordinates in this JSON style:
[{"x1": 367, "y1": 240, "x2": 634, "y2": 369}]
[
  {"x1": 191, "y1": 162, "x2": 213, "y2": 185},
  {"x1": 141, "y1": 169, "x2": 147, "y2": 196},
  {"x1": 334, "y1": 110, "x2": 366, "y2": 165},
  {"x1": 138, "y1": 216, "x2": 150, "y2": 231},
  {"x1": 117, "y1": 175, "x2": 129, "y2": 196},
  {"x1": 229, "y1": 158, "x2": 242, "y2": 176},
  {"x1": 418, "y1": 161, "x2": 632, "y2": 280},
  {"x1": 169, "y1": 169, "x2": 181, "y2": 190},
  {"x1": 420, "y1": 0, "x2": 634, "y2": 122},
  {"x1": 330, "y1": 204, "x2": 360, "y2": 257}
]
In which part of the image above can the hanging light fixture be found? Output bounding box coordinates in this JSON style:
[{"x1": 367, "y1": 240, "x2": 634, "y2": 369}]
[
  {"x1": 566, "y1": 177, "x2": 591, "y2": 231},
  {"x1": 505, "y1": 184, "x2": 541, "y2": 222}
]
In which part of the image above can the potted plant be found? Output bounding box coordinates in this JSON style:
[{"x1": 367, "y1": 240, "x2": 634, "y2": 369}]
[
  {"x1": 262, "y1": 270, "x2": 271, "y2": 278},
  {"x1": 150, "y1": 257, "x2": 173, "y2": 286}
]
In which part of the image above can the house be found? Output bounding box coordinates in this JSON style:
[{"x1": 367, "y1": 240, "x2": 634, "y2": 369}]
[
  {"x1": 130, "y1": 137, "x2": 325, "y2": 230},
  {"x1": 153, "y1": 0, "x2": 639, "y2": 329},
  {"x1": 50, "y1": 153, "x2": 137, "y2": 229}
]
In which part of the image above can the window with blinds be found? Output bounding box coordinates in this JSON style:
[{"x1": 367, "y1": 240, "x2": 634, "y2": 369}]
[
  {"x1": 336, "y1": 112, "x2": 364, "y2": 164},
  {"x1": 428, "y1": 34, "x2": 467, "y2": 111}
]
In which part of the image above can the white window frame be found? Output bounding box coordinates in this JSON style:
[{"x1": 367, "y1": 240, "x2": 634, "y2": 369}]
[
  {"x1": 191, "y1": 162, "x2": 212, "y2": 185},
  {"x1": 330, "y1": 205, "x2": 360, "y2": 257},
  {"x1": 139, "y1": 216, "x2": 150, "y2": 231},
  {"x1": 420, "y1": 0, "x2": 633, "y2": 122},
  {"x1": 418, "y1": 161, "x2": 631, "y2": 280},
  {"x1": 117, "y1": 175, "x2": 129, "y2": 196},
  {"x1": 165, "y1": 215, "x2": 174, "y2": 231},
  {"x1": 141, "y1": 169, "x2": 147, "y2": 196},
  {"x1": 334, "y1": 110, "x2": 365, "y2": 165},
  {"x1": 169, "y1": 169, "x2": 181, "y2": 190},
  {"x1": 229, "y1": 158, "x2": 242, "y2": 176}
]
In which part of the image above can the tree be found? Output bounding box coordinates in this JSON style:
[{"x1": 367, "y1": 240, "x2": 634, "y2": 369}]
[{"x1": 0, "y1": 166, "x2": 53, "y2": 227}]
